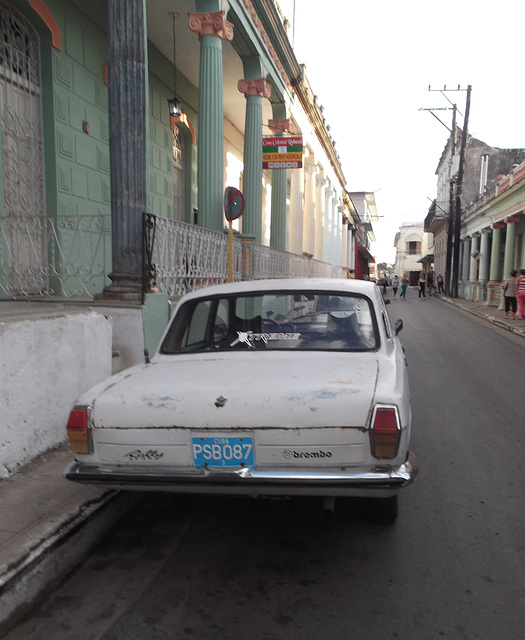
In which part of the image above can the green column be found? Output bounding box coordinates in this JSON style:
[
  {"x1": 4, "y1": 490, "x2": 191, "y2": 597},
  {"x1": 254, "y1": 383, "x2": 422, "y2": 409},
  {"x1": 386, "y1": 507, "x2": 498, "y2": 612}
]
[
  {"x1": 238, "y1": 77, "x2": 270, "y2": 243},
  {"x1": 489, "y1": 224, "x2": 503, "y2": 281},
  {"x1": 503, "y1": 217, "x2": 518, "y2": 279},
  {"x1": 270, "y1": 165, "x2": 287, "y2": 250},
  {"x1": 479, "y1": 228, "x2": 490, "y2": 283},
  {"x1": 488, "y1": 223, "x2": 503, "y2": 306},
  {"x1": 269, "y1": 108, "x2": 290, "y2": 250},
  {"x1": 189, "y1": 12, "x2": 233, "y2": 232}
]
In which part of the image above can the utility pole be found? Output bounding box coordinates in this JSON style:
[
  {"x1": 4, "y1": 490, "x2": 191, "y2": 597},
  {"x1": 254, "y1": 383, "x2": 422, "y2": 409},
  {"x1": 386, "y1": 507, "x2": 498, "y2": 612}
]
[
  {"x1": 451, "y1": 85, "x2": 471, "y2": 298},
  {"x1": 426, "y1": 84, "x2": 472, "y2": 297},
  {"x1": 445, "y1": 105, "x2": 456, "y2": 296}
]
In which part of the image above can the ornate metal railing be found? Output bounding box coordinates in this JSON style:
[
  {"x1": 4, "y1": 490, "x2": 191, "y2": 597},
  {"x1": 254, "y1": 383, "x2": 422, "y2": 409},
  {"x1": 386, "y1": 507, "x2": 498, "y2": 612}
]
[
  {"x1": 144, "y1": 214, "x2": 339, "y2": 296},
  {"x1": 1, "y1": 213, "x2": 339, "y2": 300},
  {"x1": 0, "y1": 215, "x2": 110, "y2": 298},
  {"x1": 144, "y1": 214, "x2": 243, "y2": 296}
]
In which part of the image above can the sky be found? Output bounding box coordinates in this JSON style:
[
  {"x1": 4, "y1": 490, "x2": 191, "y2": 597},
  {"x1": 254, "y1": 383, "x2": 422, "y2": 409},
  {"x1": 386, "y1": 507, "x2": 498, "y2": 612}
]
[{"x1": 277, "y1": 0, "x2": 525, "y2": 263}]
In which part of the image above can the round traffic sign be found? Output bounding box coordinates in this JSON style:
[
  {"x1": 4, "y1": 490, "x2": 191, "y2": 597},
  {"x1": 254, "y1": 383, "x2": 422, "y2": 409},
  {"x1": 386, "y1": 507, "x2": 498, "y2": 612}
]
[{"x1": 224, "y1": 187, "x2": 245, "y2": 221}]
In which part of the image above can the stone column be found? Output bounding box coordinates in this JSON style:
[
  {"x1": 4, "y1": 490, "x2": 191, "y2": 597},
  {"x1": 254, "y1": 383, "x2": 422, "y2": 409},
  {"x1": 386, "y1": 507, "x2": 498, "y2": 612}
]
[
  {"x1": 270, "y1": 159, "x2": 287, "y2": 250},
  {"x1": 462, "y1": 237, "x2": 471, "y2": 282},
  {"x1": 188, "y1": 11, "x2": 233, "y2": 232},
  {"x1": 99, "y1": 0, "x2": 148, "y2": 303},
  {"x1": 315, "y1": 173, "x2": 326, "y2": 259},
  {"x1": 268, "y1": 111, "x2": 290, "y2": 250},
  {"x1": 503, "y1": 215, "x2": 520, "y2": 278},
  {"x1": 289, "y1": 167, "x2": 304, "y2": 254},
  {"x1": 489, "y1": 223, "x2": 503, "y2": 281},
  {"x1": 488, "y1": 223, "x2": 504, "y2": 306},
  {"x1": 303, "y1": 164, "x2": 316, "y2": 256},
  {"x1": 469, "y1": 234, "x2": 479, "y2": 281},
  {"x1": 237, "y1": 77, "x2": 271, "y2": 243},
  {"x1": 334, "y1": 197, "x2": 342, "y2": 270},
  {"x1": 341, "y1": 220, "x2": 348, "y2": 269},
  {"x1": 479, "y1": 228, "x2": 490, "y2": 283}
]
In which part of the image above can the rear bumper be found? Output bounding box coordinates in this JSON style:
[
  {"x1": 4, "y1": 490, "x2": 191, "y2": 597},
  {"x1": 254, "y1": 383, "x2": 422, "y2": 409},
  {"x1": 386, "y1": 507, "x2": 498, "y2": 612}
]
[{"x1": 63, "y1": 451, "x2": 418, "y2": 498}]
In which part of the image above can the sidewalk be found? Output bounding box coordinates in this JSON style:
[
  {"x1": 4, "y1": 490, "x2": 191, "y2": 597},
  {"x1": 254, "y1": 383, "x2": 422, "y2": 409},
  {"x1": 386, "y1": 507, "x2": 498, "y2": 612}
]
[
  {"x1": 0, "y1": 446, "x2": 138, "y2": 636},
  {"x1": 436, "y1": 294, "x2": 525, "y2": 338},
  {"x1": 0, "y1": 293, "x2": 523, "y2": 635}
]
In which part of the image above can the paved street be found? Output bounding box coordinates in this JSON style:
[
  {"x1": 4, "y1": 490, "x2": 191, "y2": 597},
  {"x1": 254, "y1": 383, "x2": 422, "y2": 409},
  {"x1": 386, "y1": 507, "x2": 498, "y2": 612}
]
[{"x1": 3, "y1": 291, "x2": 525, "y2": 640}]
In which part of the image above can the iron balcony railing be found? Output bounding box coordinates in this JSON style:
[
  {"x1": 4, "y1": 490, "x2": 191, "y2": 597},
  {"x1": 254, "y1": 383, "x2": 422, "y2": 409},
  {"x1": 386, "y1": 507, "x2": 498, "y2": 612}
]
[
  {"x1": 1, "y1": 213, "x2": 340, "y2": 300},
  {"x1": 144, "y1": 214, "x2": 339, "y2": 297},
  {"x1": 0, "y1": 214, "x2": 110, "y2": 298}
]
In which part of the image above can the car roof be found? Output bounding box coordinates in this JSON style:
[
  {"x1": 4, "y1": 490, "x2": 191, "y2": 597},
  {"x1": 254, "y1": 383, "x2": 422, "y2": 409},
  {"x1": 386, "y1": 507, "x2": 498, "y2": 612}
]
[{"x1": 178, "y1": 278, "x2": 380, "y2": 300}]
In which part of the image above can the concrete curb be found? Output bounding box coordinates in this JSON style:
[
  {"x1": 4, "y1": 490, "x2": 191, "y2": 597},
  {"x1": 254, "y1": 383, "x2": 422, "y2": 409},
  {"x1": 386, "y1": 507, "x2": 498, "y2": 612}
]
[
  {"x1": 437, "y1": 295, "x2": 525, "y2": 338},
  {"x1": 0, "y1": 490, "x2": 140, "y2": 636}
]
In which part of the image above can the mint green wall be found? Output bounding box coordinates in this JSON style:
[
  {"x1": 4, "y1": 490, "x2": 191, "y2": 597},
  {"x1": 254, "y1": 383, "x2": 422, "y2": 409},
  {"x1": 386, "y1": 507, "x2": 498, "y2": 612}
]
[
  {"x1": 149, "y1": 74, "x2": 176, "y2": 219},
  {"x1": 36, "y1": 0, "x2": 111, "y2": 295},
  {"x1": 3, "y1": 0, "x2": 199, "y2": 296},
  {"x1": 0, "y1": 121, "x2": 6, "y2": 298},
  {"x1": 148, "y1": 44, "x2": 199, "y2": 224}
]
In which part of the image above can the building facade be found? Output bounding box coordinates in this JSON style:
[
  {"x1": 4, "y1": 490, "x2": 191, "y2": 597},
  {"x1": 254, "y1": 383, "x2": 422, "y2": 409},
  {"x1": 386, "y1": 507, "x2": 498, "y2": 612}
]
[
  {"x1": 1, "y1": 0, "x2": 373, "y2": 302},
  {"x1": 348, "y1": 192, "x2": 378, "y2": 280},
  {"x1": 425, "y1": 126, "x2": 525, "y2": 298},
  {"x1": 394, "y1": 223, "x2": 425, "y2": 285},
  {"x1": 459, "y1": 161, "x2": 525, "y2": 304}
]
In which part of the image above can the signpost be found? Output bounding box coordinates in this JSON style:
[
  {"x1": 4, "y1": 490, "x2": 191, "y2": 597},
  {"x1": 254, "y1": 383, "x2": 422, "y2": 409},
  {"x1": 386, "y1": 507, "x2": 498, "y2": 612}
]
[
  {"x1": 262, "y1": 136, "x2": 303, "y2": 169},
  {"x1": 224, "y1": 187, "x2": 245, "y2": 282}
]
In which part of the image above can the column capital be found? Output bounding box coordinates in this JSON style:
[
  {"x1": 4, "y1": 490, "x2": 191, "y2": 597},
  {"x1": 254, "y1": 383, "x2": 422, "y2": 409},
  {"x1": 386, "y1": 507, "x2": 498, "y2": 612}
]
[
  {"x1": 493, "y1": 222, "x2": 505, "y2": 229},
  {"x1": 268, "y1": 118, "x2": 291, "y2": 132},
  {"x1": 188, "y1": 11, "x2": 233, "y2": 41},
  {"x1": 238, "y1": 77, "x2": 271, "y2": 99},
  {"x1": 505, "y1": 215, "x2": 521, "y2": 224}
]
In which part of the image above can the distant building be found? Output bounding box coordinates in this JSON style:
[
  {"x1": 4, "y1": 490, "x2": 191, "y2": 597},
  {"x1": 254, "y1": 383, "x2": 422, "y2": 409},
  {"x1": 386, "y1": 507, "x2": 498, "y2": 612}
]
[
  {"x1": 348, "y1": 192, "x2": 378, "y2": 280},
  {"x1": 393, "y1": 223, "x2": 425, "y2": 285},
  {"x1": 461, "y1": 160, "x2": 525, "y2": 304},
  {"x1": 425, "y1": 127, "x2": 525, "y2": 295}
]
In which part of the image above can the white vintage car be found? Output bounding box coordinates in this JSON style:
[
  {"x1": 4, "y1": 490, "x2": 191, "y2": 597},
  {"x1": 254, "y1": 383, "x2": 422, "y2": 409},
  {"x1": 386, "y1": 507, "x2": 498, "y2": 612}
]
[{"x1": 64, "y1": 278, "x2": 417, "y2": 522}]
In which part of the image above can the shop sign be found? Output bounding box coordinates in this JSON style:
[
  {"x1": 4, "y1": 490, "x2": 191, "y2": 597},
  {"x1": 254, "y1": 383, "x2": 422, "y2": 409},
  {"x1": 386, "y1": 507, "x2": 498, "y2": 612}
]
[{"x1": 263, "y1": 136, "x2": 303, "y2": 169}]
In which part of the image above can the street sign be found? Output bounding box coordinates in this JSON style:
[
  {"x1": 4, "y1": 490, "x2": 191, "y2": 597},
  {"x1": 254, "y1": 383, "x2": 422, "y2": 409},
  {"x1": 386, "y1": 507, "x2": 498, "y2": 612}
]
[{"x1": 224, "y1": 186, "x2": 244, "y2": 221}]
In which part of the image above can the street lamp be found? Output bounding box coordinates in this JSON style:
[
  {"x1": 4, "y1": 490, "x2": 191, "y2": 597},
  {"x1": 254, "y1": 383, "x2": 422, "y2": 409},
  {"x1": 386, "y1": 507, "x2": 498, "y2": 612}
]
[{"x1": 167, "y1": 12, "x2": 182, "y2": 117}]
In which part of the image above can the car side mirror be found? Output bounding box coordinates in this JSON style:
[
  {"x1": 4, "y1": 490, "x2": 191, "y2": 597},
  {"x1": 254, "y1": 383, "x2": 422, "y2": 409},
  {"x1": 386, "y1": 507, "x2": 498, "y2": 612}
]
[
  {"x1": 395, "y1": 319, "x2": 403, "y2": 335},
  {"x1": 384, "y1": 298, "x2": 391, "y2": 305}
]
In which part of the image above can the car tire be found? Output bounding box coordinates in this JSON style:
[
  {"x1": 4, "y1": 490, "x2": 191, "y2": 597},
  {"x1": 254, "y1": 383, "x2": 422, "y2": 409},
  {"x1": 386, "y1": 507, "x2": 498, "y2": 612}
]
[{"x1": 364, "y1": 495, "x2": 398, "y2": 523}]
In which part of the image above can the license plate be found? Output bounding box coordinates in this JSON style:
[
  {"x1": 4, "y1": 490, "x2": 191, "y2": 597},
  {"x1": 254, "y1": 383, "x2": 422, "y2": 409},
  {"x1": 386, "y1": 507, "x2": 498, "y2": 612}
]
[{"x1": 192, "y1": 436, "x2": 254, "y2": 468}]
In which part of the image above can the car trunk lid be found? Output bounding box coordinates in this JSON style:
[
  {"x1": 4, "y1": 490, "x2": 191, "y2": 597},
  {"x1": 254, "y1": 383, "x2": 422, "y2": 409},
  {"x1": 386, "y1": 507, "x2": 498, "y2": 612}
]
[{"x1": 92, "y1": 352, "x2": 379, "y2": 430}]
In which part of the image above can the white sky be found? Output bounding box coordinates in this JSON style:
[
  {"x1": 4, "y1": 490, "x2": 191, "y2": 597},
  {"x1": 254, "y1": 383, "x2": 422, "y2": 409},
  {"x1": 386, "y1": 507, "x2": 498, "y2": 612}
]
[{"x1": 277, "y1": 0, "x2": 525, "y2": 263}]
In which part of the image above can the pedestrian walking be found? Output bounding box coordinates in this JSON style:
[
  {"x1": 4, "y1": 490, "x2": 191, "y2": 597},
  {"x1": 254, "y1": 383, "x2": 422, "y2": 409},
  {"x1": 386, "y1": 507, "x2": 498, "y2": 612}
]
[
  {"x1": 381, "y1": 275, "x2": 388, "y2": 295},
  {"x1": 418, "y1": 273, "x2": 426, "y2": 299},
  {"x1": 400, "y1": 275, "x2": 408, "y2": 299},
  {"x1": 437, "y1": 273, "x2": 444, "y2": 294},
  {"x1": 502, "y1": 270, "x2": 518, "y2": 320},
  {"x1": 392, "y1": 275, "x2": 400, "y2": 299},
  {"x1": 516, "y1": 268, "x2": 525, "y2": 319}
]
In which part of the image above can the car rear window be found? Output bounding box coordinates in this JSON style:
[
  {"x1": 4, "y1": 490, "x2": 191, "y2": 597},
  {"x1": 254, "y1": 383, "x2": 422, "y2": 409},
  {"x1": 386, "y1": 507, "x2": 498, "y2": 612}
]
[{"x1": 160, "y1": 291, "x2": 379, "y2": 354}]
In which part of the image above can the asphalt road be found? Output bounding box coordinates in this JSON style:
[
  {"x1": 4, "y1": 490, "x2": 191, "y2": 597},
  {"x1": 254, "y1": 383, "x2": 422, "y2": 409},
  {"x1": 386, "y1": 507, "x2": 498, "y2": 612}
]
[{"x1": 4, "y1": 292, "x2": 525, "y2": 640}]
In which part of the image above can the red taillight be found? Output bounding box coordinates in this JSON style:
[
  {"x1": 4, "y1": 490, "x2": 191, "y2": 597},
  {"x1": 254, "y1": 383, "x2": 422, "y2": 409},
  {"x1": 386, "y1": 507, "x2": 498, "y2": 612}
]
[
  {"x1": 371, "y1": 407, "x2": 400, "y2": 458},
  {"x1": 66, "y1": 407, "x2": 91, "y2": 454}
]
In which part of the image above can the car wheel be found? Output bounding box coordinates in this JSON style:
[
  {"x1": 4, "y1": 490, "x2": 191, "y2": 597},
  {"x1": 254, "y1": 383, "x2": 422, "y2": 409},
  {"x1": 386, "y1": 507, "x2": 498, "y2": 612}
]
[{"x1": 364, "y1": 495, "x2": 398, "y2": 523}]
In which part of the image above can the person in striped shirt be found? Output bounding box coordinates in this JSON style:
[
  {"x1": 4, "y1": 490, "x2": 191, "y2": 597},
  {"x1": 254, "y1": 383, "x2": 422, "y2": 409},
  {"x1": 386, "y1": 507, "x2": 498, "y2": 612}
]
[{"x1": 516, "y1": 269, "x2": 525, "y2": 320}]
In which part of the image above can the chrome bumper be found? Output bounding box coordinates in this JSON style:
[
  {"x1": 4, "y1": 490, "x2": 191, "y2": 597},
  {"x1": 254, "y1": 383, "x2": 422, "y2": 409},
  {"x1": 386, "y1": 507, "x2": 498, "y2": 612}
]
[{"x1": 63, "y1": 451, "x2": 418, "y2": 498}]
